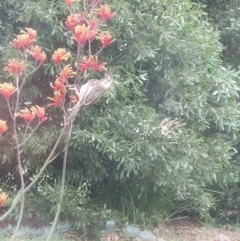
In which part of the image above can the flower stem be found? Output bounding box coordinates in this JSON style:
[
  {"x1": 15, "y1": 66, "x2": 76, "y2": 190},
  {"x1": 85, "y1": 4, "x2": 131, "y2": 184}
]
[
  {"x1": 0, "y1": 126, "x2": 67, "y2": 222},
  {"x1": 46, "y1": 122, "x2": 73, "y2": 241},
  {"x1": 10, "y1": 73, "x2": 26, "y2": 238},
  {"x1": 10, "y1": 196, "x2": 24, "y2": 241}
]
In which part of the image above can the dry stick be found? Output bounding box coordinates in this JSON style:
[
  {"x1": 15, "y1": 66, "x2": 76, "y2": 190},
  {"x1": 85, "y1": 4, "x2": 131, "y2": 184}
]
[
  {"x1": 46, "y1": 121, "x2": 73, "y2": 241},
  {"x1": 0, "y1": 126, "x2": 67, "y2": 222}
]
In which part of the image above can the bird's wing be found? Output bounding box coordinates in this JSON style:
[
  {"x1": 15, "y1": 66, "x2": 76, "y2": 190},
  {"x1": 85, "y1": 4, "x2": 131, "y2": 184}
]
[{"x1": 79, "y1": 80, "x2": 97, "y2": 105}]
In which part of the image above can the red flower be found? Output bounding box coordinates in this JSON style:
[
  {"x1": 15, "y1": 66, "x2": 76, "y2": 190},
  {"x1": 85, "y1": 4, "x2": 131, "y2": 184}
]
[
  {"x1": 87, "y1": 27, "x2": 98, "y2": 42},
  {"x1": 10, "y1": 28, "x2": 37, "y2": 50},
  {"x1": 77, "y1": 55, "x2": 107, "y2": 72},
  {"x1": 73, "y1": 25, "x2": 90, "y2": 45},
  {"x1": 78, "y1": 56, "x2": 91, "y2": 73},
  {"x1": 0, "y1": 193, "x2": 7, "y2": 206},
  {"x1": 30, "y1": 105, "x2": 47, "y2": 122},
  {"x1": 59, "y1": 65, "x2": 76, "y2": 81},
  {"x1": 88, "y1": 18, "x2": 99, "y2": 30},
  {"x1": 65, "y1": 0, "x2": 76, "y2": 8},
  {"x1": 4, "y1": 59, "x2": 24, "y2": 76},
  {"x1": 48, "y1": 88, "x2": 66, "y2": 107},
  {"x1": 65, "y1": 14, "x2": 82, "y2": 31},
  {"x1": 98, "y1": 31, "x2": 115, "y2": 48},
  {"x1": 52, "y1": 48, "x2": 71, "y2": 65},
  {"x1": 16, "y1": 108, "x2": 35, "y2": 124},
  {"x1": 97, "y1": 5, "x2": 116, "y2": 21},
  {"x1": 50, "y1": 77, "x2": 65, "y2": 91},
  {"x1": 89, "y1": 55, "x2": 107, "y2": 72},
  {"x1": 0, "y1": 120, "x2": 8, "y2": 135},
  {"x1": 28, "y1": 45, "x2": 46, "y2": 65},
  {"x1": 0, "y1": 83, "x2": 17, "y2": 100},
  {"x1": 10, "y1": 34, "x2": 34, "y2": 49},
  {"x1": 21, "y1": 28, "x2": 37, "y2": 40}
]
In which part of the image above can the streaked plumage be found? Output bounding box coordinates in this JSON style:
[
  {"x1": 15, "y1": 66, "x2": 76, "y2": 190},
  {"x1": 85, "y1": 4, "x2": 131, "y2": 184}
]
[{"x1": 65, "y1": 73, "x2": 113, "y2": 124}]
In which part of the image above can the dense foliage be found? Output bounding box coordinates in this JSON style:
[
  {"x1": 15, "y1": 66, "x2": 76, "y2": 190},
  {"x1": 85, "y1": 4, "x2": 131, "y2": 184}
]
[{"x1": 1, "y1": 0, "x2": 240, "y2": 233}]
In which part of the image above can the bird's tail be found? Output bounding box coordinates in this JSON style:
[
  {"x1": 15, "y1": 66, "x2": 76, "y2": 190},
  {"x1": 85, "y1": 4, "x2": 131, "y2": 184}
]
[{"x1": 65, "y1": 101, "x2": 81, "y2": 125}]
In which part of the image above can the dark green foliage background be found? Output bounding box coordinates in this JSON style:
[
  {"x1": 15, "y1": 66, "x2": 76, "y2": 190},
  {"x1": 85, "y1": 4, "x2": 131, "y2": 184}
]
[{"x1": 1, "y1": 0, "x2": 240, "y2": 231}]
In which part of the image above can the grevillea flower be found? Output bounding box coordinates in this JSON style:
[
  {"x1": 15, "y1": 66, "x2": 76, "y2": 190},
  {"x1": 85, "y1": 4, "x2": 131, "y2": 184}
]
[
  {"x1": 73, "y1": 25, "x2": 90, "y2": 45},
  {"x1": 50, "y1": 77, "x2": 65, "y2": 91},
  {"x1": 28, "y1": 45, "x2": 46, "y2": 65},
  {"x1": 16, "y1": 108, "x2": 35, "y2": 124},
  {"x1": 78, "y1": 56, "x2": 91, "y2": 73},
  {"x1": 59, "y1": 65, "x2": 76, "y2": 81},
  {"x1": 65, "y1": 14, "x2": 81, "y2": 31},
  {"x1": 77, "y1": 55, "x2": 107, "y2": 72},
  {"x1": 87, "y1": 27, "x2": 98, "y2": 42},
  {"x1": 65, "y1": 13, "x2": 88, "y2": 31},
  {"x1": 97, "y1": 31, "x2": 115, "y2": 48},
  {"x1": 88, "y1": 18, "x2": 99, "y2": 30},
  {"x1": 10, "y1": 34, "x2": 35, "y2": 49},
  {"x1": 65, "y1": 0, "x2": 77, "y2": 8},
  {"x1": 0, "y1": 83, "x2": 17, "y2": 100},
  {"x1": 10, "y1": 28, "x2": 37, "y2": 50},
  {"x1": 88, "y1": 55, "x2": 107, "y2": 72},
  {"x1": 48, "y1": 88, "x2": 66, "y2": 107},
  {"x1": 30, "y1": 105, "x2": 47, "y2": 122},
  {"x1": 0, "y1": 193, "x2": 7, "y2": 206},
  {"x1": 97, "y1": 4, "x2": 116, "y2": 21},
  {"x1": 4, "y1": 59, "x2": 24, "y2": 76},
  {"x1": 0, "y1": 120, "x2": 8, "y2": 135},
  {"x1": 52, "y1": 48, "x2": 71, "y2": 65},
  {"x1": 21, "y1": 28, "x2": 37, "y2": 40}
]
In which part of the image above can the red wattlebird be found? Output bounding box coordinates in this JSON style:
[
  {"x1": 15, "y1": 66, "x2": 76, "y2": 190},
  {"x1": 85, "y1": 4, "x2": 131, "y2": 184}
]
[{"x1": 65, "y1": 73, "x2": 113, "y2": 124}]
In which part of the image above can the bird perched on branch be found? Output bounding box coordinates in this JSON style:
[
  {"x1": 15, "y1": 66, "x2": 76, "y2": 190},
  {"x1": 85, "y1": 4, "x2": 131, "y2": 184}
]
[{"x1": 65, "y1": 73, "x2": 113, "y2": 124}]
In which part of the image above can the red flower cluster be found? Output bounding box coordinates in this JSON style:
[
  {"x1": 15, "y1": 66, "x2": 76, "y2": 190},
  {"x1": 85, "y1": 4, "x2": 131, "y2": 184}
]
[
  {"x1": 72, "y1": 25, "x2": 98, "y2": 45},
  {"x1": 16, "y1": 108, "x2": 35, "y2": 124},
  {"x1": 16, "y1": 106, "x2": 47, "y2": 124},
  {"x1": 52, "y1": 48, "x2": 71, "y2": 65},
  {"x1": 65, "y1": 3, "x2": 116, "y2": 47},
  {"x1": 98, "y1": 31, "x2": 116, "y2": 48},
  {"x1": 65, "y1": 13, "x2": 87, "y2": 31},
  {"x1": 48, "y1": 88, "x2": 66, "y2": 108},
  {"x1": 28, "y1": 45, "x2": 46, "y2": 65},
  {"x1": 30, "y1": 105, "x2": 47, "y2": 123},
  {"x1": 50, "y1": 77, "x2": 65, "y2": 91},
  {"x1": 0, "y1": 83, "x2": 17, "y2": 100},
  {"x1": 49, "y1": 0, "x2": 116, "y2": 111},
  {"x1": 49, "y1": 49, "x2": 75, "y2": 108},
  {"x1": 48, "y1": 66, "x2": 75, "y2": 107},
  {"x1": 97, "y1": 4, "x2": 116, "y2": 21},
  {"x1": 4, "y1": 59, "x2": 24, "y2": 76},
  {"x1": 10, "y1": 28, "x2": 37, "y2": 50},
  {"x1": 78, "y1": 55, "x2": 107, "y2": 73},
  {"x1": 65, "y1": 0, "x2": 77, "y2": 8},
  {"x1": 59, "y1": 65, "x2": 76, "y2": 81},
  {"x1": 9, "y1": 28, "x2": 46, "y2": 67}
]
